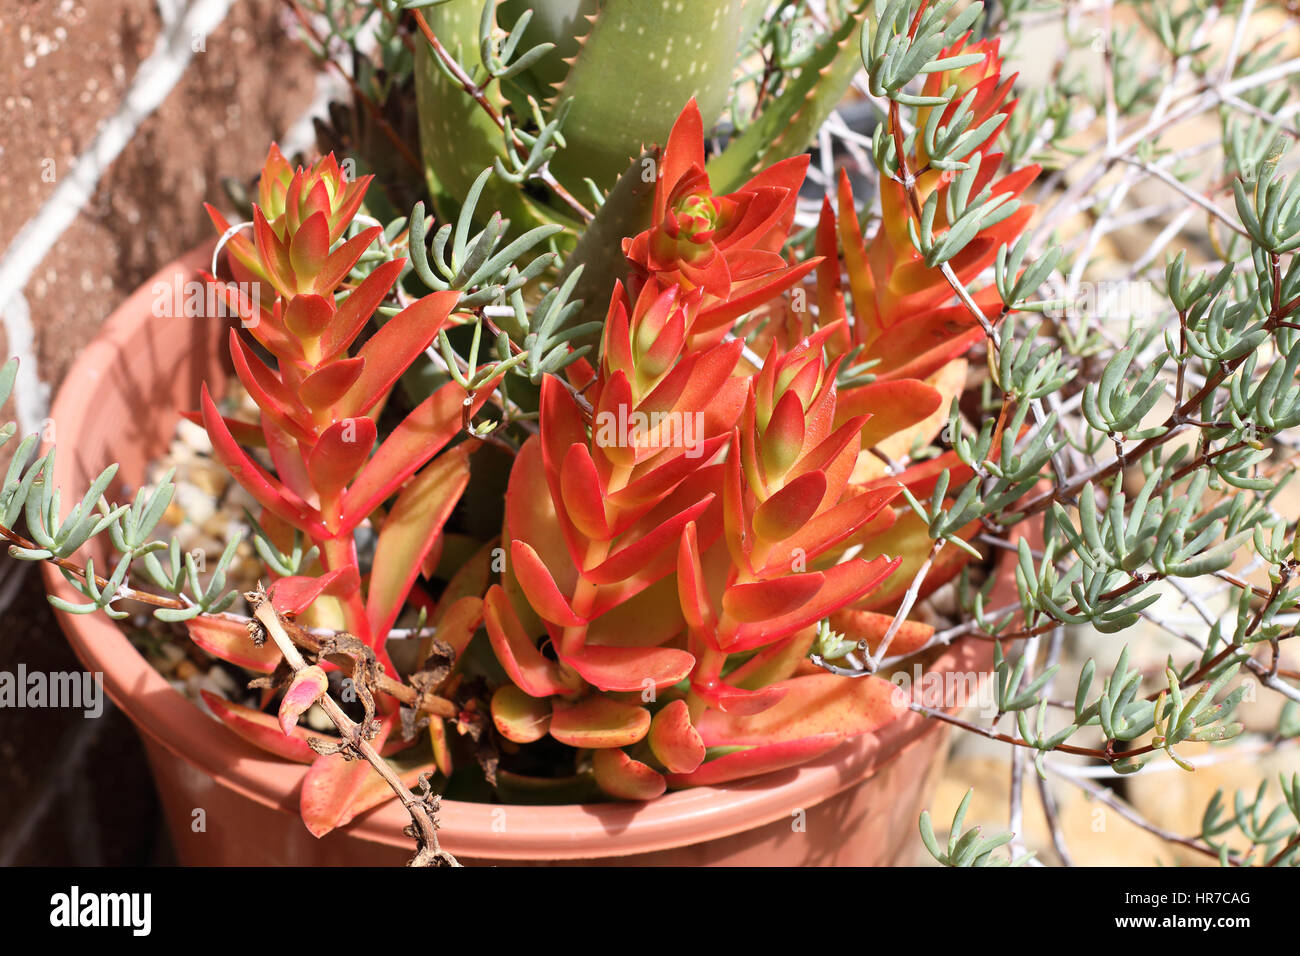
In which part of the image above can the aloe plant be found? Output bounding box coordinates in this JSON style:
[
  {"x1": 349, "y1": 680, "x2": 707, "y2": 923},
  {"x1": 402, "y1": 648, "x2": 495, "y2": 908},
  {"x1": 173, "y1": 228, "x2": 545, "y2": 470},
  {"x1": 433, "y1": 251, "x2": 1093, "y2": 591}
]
[{"x1": 414, "y1": 0, "x2": 872, "y2": 226}]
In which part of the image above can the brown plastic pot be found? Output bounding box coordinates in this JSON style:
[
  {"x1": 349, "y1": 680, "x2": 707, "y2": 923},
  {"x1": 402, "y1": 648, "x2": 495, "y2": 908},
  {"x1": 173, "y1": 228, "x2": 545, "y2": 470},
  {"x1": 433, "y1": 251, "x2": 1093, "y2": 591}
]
[{"x1": 44, "y1": 247, "x2": 1001, "y2": 866}]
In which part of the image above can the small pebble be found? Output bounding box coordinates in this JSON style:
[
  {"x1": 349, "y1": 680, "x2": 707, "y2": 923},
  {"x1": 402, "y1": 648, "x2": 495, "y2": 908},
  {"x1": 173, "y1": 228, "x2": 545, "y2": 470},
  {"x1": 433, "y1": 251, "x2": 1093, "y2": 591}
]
[
  {"x1": 205, "y1": 666, "x2": 241, "y2": 697},
  {"x1": 201, "y1": 513, "x2": 235, "y2": 540},
  {"x1": 160, "y1": 500, "x2": 186, "y2": 527},
  {"x1": 173, "y1": 484, "x2": 217, "y2": 526},
  {"x1": 189, "y1": 461, "x2": 229, "y2": 499},
  {"x1": 305, "y1": 704, "x2": 333, "y2": 732},
  {"x1": 926, "y1": 582, "x2": 959, "y2": 619},
  {"x1": 176, "y1": 416, "x2": 214, "y2": 454}
]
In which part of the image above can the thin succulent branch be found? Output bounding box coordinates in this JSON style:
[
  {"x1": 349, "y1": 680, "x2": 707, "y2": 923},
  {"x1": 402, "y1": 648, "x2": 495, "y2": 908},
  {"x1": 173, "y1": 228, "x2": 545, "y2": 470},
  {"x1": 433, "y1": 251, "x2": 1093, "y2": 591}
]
[
  {"x1": 249, "y1": 592, "x2": 459, "y2": 867},
  {"x1": 1049, "y1": 765, "x2": 1247, "y2": 867},
  {"x1": 281, "y1": 0, "x2": 423, "y2": 173},
  {"x1": 0, "y1": 485, "x2": 463, "y2": 720},
  {"x1": 829, "y1": 0, "x2": 1300, "y2": 867},
  {"x1": 408, "y1": 7, "x2": 595, "y2": 222}
]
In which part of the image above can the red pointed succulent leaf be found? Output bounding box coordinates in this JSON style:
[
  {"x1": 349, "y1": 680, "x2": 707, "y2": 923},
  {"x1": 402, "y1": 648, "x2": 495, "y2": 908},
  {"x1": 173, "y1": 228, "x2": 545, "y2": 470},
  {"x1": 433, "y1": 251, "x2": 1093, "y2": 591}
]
[
  {"x1": 711, "y1": 41, "x2": 1041, "y2": 632},
  {"x1": 549, "y1": 697, "x2": 652, "y2": 749},
  {"x1": 482, "y1": 306, "x2": 736, "y2": 759},
  {"x1": 481, "y1": 199, "x2": 763, "y2": 746},
  {"x1": 278, "y1": 665, "x2": 330, "y2": 735},
  {"x1": 301, "y1": 714, "x2": 399, "y2": 838},
  {"x1": 186, "y1": 615, "x2": 282, "y2": 673},
  {"x1": 830, "y1": 608, "x2": 934, "y2": 658},
  {"x1": 665, "y1": 735, "x2": 842, "y2": 788},
  {"x1": 756, "y1": 39, "x2": 1035, "y2": 527},
  {"x1": 309, "y1": 757, "x2": 443, "y2": 839},
  {"x1": 483, "y1": 584, "x2": 572, "y2": 698},
  {"x1": 820, "y1": 37, "x2": 1039, "y2": 357},
  {"x1": 201, "y1": 690, "x2": 320, "y2": 764},
  {"x1": 192, "y1": 144, "x2": 503, "y2": 833},
  {"x1": 201, "y1": 145, "x2": 481, "y2": 657},
  {"x1": 623, "y1": 99, "x2": 816, "y2": 345},
  {"x1": 668, "y1": 332, "x2": 909, "y2": 764},
  {"x1": 268, "y1": 566, "x2": 360, "y2": 617},
  {"x1": 693, "y1": 673, "x2": 906, "y2": 747}
]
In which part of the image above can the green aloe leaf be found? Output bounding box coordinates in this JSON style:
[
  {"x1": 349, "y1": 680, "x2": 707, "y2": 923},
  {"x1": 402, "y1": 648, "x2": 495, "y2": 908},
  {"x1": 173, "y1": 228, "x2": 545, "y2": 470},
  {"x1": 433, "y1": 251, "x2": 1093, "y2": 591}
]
[{"x1": 709, "y1": 2, "x2": 871, "y2": 193}]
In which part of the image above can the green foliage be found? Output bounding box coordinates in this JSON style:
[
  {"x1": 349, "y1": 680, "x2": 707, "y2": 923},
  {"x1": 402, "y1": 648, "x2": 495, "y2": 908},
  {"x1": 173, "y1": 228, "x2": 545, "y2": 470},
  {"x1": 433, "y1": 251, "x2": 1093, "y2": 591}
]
[
  {"x1": 709, "y1": 2, "x2": 872, "y2": 192},
  {"x1": 0, "y1": 356, "x2": 244, "y2": 623},
  {"x1": 406, "y1": 167, "x2": 562, "y2": 306},
  {"x1": 920, "y1": 790, "x2": 1034, "y2": 866},
  {"x1": 862, "y1": 0, "x2": 984, "y2": 107},
  {"x1": 861, "y1": 0, "x2": 1300, "y2": 866},
  {"x1": 908, "y1": 153, "x2": 1022, "y2": 266},
  {"x1": 9, "y1": 0, "x2": 1300, "y2": 866}
]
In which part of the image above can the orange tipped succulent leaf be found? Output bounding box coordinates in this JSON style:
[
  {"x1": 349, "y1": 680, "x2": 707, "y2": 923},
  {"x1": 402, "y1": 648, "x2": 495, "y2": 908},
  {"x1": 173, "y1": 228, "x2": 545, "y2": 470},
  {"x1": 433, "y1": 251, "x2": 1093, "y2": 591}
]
[
  {"x1": 835, "y1": 36, "x2": 1041, "y2": 348},
  {"x1": 735, "y1": 36, "x2": 1044, "y2": 636},
  {"x1": 200, "y1": 149, "x2": 475, "y2": 653},
  {"x1": 623, "y1": 99, "x2": 820, "y2": 346},
  {"x1": 191, "y1": 146, "x2": 501, "y2": 833}
]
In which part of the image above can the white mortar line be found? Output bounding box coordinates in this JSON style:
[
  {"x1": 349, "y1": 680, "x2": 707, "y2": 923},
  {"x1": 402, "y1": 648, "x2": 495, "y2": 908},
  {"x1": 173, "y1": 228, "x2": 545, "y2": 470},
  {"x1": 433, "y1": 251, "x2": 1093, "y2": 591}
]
[
  {"x1": 279, "y1": 69, "x2": 351, "y2": 160},
  {"x1": 0, "y1": 0, "x2": 236, "y2": 425}
]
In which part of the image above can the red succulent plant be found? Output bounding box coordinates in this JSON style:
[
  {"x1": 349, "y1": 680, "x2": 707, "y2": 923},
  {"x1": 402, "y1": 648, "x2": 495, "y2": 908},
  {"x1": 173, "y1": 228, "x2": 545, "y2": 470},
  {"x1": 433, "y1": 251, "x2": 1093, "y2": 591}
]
[
  {"x1": 832, "y1": 35, "x2": 1040, "y2": 365},
  {"x1": 483, "y1": 105, "x2": 924, "y2": 798},
  {"x1": 183, "y1": 48, "x2": 1038, "y2": 817},
  {"x1": 194, "y1": 145, "x2": 491, "y2": 834},
  {"x1": 755, "y1": 34, "x2": 1040, "y2": 635}
]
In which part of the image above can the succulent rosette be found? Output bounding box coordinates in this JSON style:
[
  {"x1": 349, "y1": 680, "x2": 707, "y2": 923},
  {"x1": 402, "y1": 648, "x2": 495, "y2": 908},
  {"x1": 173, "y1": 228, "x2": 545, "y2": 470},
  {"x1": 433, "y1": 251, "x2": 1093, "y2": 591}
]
[
  {"x1": 624, "y1": 100, "x2": 820, "y2": 346},
  {"x1": 193, "y1": 146, "x2": 494, "y2": 834},
  {"x1": 836, "y1": 37, "x2": 1039, "y2": 352},
  {"x1": 483, "y1": 105, "x2": 920, "y2": 799}
]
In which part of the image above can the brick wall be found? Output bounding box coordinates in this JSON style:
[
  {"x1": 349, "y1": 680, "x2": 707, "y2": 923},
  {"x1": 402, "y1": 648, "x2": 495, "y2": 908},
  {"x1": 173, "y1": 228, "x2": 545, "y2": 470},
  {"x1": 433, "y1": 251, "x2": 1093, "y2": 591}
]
[{"x1": 0, "y1": 0, "x2": 321, "y2": 865}]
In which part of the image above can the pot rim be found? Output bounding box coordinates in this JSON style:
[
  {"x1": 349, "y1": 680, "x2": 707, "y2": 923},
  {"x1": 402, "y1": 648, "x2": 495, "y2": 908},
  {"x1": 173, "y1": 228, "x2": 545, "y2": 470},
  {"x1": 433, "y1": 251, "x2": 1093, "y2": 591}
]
[{"x1": 41, "y1": 246, "x2": 997, "y2": 861}]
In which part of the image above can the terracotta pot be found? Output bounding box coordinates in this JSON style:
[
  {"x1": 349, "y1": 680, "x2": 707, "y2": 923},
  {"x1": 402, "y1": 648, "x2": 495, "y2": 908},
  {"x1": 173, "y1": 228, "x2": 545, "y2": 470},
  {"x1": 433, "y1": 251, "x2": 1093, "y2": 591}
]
[{"x1": 44, "y1": 247, "x2": 1002, "y2": 866}]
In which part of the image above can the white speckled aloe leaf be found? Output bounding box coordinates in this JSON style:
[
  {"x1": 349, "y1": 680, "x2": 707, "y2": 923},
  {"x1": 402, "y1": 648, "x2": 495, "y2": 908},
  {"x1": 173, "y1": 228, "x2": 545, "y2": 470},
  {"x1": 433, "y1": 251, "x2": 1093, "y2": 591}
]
[
  {"x1": 707, "y1": 2, "x2": 871, "y2": 194},
  {"x1": 547, "y1": 0, "x2": 750, "y2": 194},
  {"x1": 414, "y1": 0, "x2": 550, "y2": 230},
  {"x1": 496, "y1": 0, "x2": 601, "y2": 103}
]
